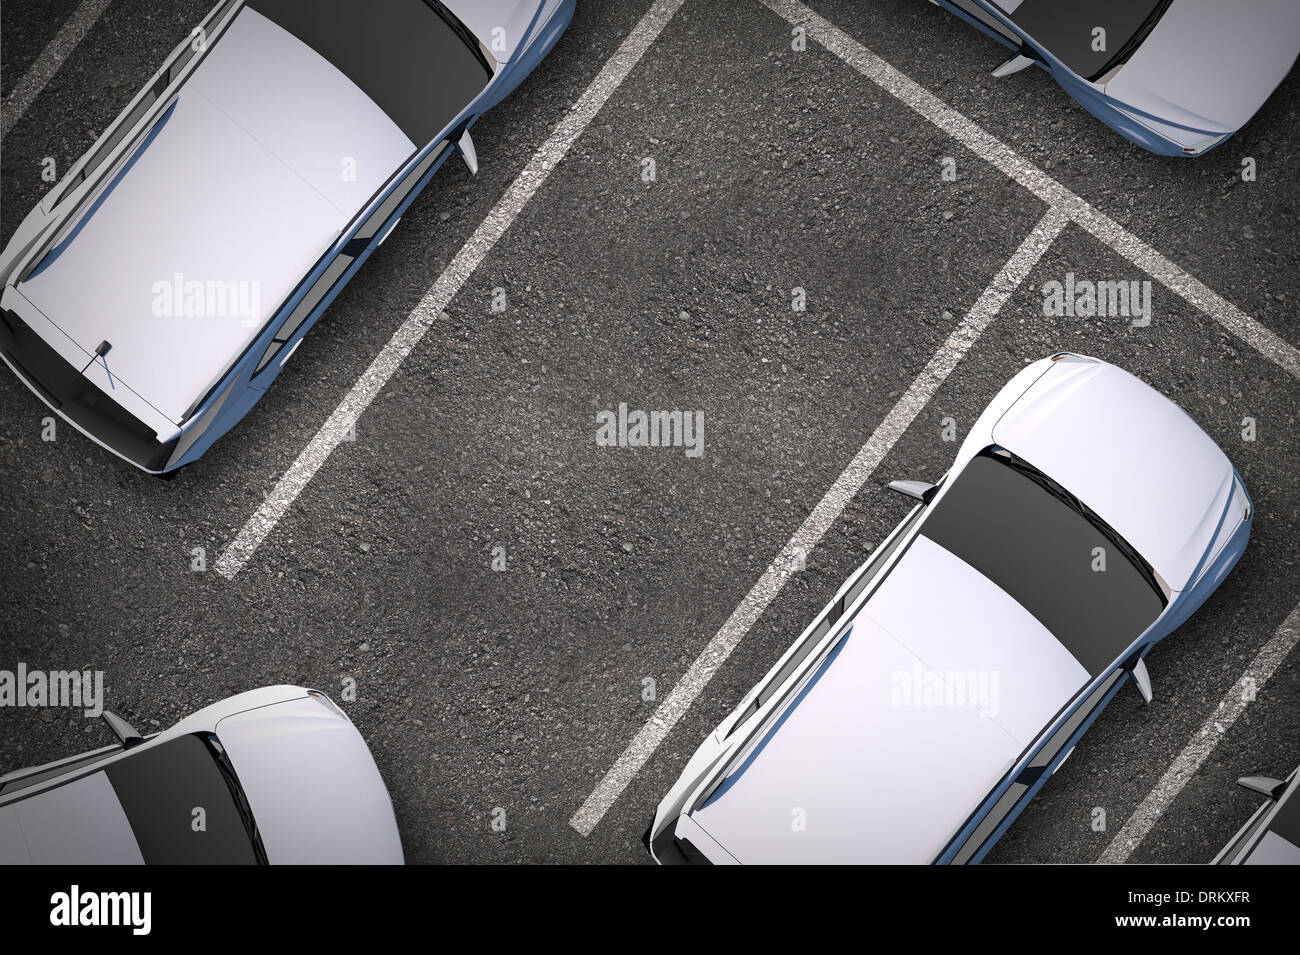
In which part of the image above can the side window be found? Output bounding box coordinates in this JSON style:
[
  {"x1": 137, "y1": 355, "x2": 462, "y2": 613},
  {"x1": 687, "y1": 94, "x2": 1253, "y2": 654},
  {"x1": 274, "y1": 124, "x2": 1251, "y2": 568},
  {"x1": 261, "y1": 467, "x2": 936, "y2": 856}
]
[
  {"x1": 0, "y1": 744, "x2": 123, "y2": 796},
  {"x1": 1020, "y1": 669, "x2": 1122, "y2": 778},
  {"x1": 841, "y1": 502, "x2": 919, "y2": 609},
  {"x1": 947, "y1": 0, "x2": 1022, "y2": 45},
  {"x1": 950, "y1": 669, "x2": 1123, "y2": 863},
  {"x1": 50, "y1": 91, "x2": 163, "y2": 210}
]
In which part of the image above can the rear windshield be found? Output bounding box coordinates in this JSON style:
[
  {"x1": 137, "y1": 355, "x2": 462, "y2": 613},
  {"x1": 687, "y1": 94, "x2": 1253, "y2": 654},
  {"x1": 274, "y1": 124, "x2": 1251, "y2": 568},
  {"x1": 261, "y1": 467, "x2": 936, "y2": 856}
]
[
  {"x1": 249, "y1": 0, "x2": 491, "y2": 143},
  {"x1": 921, "y1": 450, "x2": 1166, "y2": 676},
  {"x1": 106, "y1": 734, "x2": 259, "y2": 864},
  {"x1": 998, "y1": 0, "x2": 1172, "y2": 80}
]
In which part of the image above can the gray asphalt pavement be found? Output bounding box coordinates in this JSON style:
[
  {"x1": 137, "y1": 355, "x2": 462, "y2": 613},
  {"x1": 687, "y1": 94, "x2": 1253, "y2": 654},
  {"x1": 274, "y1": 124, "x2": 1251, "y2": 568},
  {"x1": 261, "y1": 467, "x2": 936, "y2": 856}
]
[{"x1": 1, "y1": 0, "x2": 1296, "y2": 865}]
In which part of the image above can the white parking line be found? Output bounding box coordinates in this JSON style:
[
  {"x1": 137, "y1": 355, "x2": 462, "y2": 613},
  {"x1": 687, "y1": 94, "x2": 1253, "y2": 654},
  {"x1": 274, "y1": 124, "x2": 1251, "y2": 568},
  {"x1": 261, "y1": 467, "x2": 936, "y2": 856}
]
[
  {"x1": 1098, "y1": 598, "x2": 1300, "y2": 864},
  {"x1": 569, "y1": 206, "x2": 1070, "y2": 836},
  {"x1": 0, "y1": 0, "x2": 113, "y2": 140},
  {"x1": 759, "y1": 0, "x2": 1300, "y2": 381},
  {"x1": 214, "y1": 0, "x2": 688, "y2": 579}
]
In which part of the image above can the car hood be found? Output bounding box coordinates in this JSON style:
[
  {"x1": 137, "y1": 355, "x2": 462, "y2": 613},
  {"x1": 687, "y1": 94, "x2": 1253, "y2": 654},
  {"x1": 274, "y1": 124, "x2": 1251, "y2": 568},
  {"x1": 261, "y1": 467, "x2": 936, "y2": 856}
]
[
  {"x1": 449, "y1": 0, "x2": 564, "y2": 66},
  {"x1": 1103, "y1": 0, "x2": 1300, "y2": 137},
  {"x1": 14, "y1": 6, "x2": 414, "y2": 425},
  {"x1": 216, "y1": 697, "x2": 403, "y2": 864},
  {"x1": 993, "y1": 360, "x2": 1235, "y2": 590}
]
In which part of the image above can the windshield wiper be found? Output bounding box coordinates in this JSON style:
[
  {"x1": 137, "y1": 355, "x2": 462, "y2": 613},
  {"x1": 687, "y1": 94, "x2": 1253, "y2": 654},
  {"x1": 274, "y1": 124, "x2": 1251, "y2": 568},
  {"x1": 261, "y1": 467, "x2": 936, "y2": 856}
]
[{"x1": 1088, "y1": 0, "x2": 1174, "y2": 82}]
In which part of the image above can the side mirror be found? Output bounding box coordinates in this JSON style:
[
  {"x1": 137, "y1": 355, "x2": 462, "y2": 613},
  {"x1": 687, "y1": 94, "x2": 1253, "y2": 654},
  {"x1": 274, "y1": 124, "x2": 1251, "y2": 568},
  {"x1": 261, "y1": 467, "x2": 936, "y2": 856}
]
[
  {"x1": 991, "y1": 52, "x2": 1036, "y2": 78},
  {"x1": 1125, "y1": 657, "x2": 1153, "y2": 704},
  {"x1": 887, "y1": 480, "x2": 937, "y2": 503},
  {"x1": 457, "y1": 129, "x2": 479, "y2": 176},
  {"x1": 101, "y1": 711, "x2": 145, "y2": 749},
  {"x1": 1236, "y1": 776, "x2": 1287, "y2": 800}
]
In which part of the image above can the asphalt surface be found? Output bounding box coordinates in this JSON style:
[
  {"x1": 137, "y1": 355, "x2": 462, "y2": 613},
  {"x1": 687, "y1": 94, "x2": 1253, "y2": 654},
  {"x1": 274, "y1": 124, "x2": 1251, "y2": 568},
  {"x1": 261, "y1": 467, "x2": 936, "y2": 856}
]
[{"x1": 1, "y1": 0, "x2": 1297, "y2": 865}]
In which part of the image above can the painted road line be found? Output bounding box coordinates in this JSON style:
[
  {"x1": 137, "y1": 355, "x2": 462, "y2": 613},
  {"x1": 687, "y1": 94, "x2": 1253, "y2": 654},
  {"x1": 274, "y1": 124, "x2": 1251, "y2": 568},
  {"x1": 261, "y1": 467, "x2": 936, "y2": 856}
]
[
  {"x1": 569, "y1": 206, "x2": 1071, "y2": 836},
  {"x1": 1098, "y1": 598, "x2": 1300, "y2": 863},
  {"x1": 215, "y1": 0, "x2": 688, "y2": 579},
  {"x1": 1, "y1": 0, "x2": 113, "y2": 140},
  {"x1": 759, "y1": 0, "x2": 1300, "y2": 380}
]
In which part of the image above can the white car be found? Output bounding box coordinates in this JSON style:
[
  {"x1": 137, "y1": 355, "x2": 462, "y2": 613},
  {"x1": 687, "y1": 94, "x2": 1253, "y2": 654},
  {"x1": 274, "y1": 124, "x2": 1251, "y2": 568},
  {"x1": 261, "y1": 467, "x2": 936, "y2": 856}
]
[
  {"x1": 1214, "y1": 768, "x2": 1300, "y2": 865},
  {"x1": 0, "y1": 686, "x2": 403, "y2": 864},
  {"x1": 647, "y1": 354, "x2": 1252, "y2": 864},
  {"x1": 0, "y1": 0, "x2": 573, "y2": 475}
]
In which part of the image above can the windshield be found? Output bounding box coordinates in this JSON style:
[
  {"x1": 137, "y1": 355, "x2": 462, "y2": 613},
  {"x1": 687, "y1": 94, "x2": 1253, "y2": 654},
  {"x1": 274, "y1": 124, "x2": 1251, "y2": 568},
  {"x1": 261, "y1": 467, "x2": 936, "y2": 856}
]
[
  {"x1": 996, "y1": 0, "x2": 1172, "y2": 81},
  {"x1": 920, "y1": 449, "x2": 1166, "y2": 676},
  {"x1": 249, "y1": 0, "x2": 492, "y2": 143},
  {"x1": 105, "y1": 733, "x2": 262, "y2": 864}
]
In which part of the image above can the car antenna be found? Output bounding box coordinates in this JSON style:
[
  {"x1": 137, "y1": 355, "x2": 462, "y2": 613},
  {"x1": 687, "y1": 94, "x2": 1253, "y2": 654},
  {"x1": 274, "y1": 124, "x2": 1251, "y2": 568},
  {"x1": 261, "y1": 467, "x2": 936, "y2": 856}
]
[{"x1": 94, "y1": 340, "x2": 115, "y2": 390}]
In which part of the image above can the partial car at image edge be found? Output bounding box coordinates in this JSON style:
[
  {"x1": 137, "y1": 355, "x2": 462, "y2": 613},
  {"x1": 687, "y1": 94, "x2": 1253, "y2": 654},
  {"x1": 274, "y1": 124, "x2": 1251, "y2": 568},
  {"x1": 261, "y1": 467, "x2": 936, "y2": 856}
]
[
  {"x1": 1214, "y1": 767, "x2": 1300, "y2": 864},
  {"x1": 0, "y1": 685, "x2": 403, "y2": 864},
  {"x1": 931, "y1": 0, "x2": 1300, "y2": 157}
]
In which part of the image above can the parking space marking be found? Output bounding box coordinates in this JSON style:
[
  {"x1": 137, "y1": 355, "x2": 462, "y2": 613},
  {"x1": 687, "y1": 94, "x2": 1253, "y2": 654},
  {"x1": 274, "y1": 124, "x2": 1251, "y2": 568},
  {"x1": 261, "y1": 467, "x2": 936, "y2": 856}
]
[
  {"x1": 1, "y1": 0, "x2": 113, "y2": 139},
  {"x1": 569, "y1": 206, "x2": 1070, "y2": 836},
  {"x1": 1098, "y1": 597, "x2": 1300, "y2": 864},
  {"x1": 760, "y1": 0, "x2": 1300, "y2": 381},
  {"x1": 214, "y1": 0, "x2": 688, "y2": 580}
]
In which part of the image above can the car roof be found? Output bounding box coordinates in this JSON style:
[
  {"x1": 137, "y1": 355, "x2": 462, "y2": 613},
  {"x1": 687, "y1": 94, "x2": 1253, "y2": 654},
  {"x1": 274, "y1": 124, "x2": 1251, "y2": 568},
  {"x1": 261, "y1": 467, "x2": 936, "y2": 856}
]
[
  {"x1": 993, "y1": 360, "x2": 1234, "y2": 589},
  {"x1": 689, "y1": 535, "x2": 1091, "y2": 864},
  {"x1": 0, "y1": 770, "x2": 143, "y2": 864},
  {"x1": 16, "y1": 6, "x2": 416, "y2": 424}
]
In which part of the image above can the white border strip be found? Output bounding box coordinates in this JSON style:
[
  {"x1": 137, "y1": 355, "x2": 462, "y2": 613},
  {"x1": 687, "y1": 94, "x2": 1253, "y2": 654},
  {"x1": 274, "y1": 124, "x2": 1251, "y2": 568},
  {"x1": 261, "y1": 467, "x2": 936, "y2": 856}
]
[
  {"x1": 759, "y1": 0, "x2": 1300, "y2": 380},
  {"x1": 1, "y1": 0, "x2": 114, "y2": 139},
  {"x1": 215, "y1": 0, "x2": 688, "y2": 579},
  {"x1": 569, "y1": 207, "x2": 1070, "y2": 835},
  {"x1": 1098, "y1": 598, "x2": 1300, "y2": 863}
]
